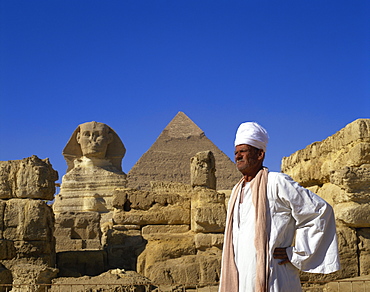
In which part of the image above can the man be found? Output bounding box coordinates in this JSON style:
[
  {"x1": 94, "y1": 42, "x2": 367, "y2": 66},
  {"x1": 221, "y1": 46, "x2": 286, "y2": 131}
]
[{"x1": 219, "y1": 122, "x2": 340, "y2": 292}]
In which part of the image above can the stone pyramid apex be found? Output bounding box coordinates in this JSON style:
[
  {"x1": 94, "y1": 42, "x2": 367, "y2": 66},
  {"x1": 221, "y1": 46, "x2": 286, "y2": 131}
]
[
  {"x1": 162, "y1": 112, "x2": 204, "y2": 139},
  {"x1": 127, "y1": 111, "x2": 242, "y2": 190}
]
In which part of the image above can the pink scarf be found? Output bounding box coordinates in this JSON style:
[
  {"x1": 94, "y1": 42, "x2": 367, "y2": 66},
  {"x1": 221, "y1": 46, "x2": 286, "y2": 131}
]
[{"x1": 219, "y1": 167, "x2": 269, "y2": 292}]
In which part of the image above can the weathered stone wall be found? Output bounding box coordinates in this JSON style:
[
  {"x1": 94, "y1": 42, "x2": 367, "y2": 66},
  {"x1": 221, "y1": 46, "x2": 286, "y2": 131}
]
[
  {"x1": 0, "y1": 155, "x2": 58, "y2": 200},
  {"x1": 109, "y1": 182, "x2": 225, "y2": 287},
  {"x1": 54, "y1": 211, "x2": 102, "y2": 252},
  {"x1": 0, "y1": 156, "x2": 59, "y2": 290},
  {"x1": 282, "y1": 119, "x2": 370, "y2": 280}
]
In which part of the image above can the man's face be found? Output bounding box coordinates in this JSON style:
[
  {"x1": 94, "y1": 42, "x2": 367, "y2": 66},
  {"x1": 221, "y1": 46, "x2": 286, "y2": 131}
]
[
  {"x1": 77, "y1": 123, "x2": 112, "y2": 158},
  {"x1": 234, "y1": 144, "x2": 263, "y2": 175}
]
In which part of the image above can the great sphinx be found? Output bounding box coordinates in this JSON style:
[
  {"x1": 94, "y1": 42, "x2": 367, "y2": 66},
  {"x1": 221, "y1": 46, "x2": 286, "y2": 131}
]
[{"x1": 53, "y1": 121, "x2": 127, "y2": 214}]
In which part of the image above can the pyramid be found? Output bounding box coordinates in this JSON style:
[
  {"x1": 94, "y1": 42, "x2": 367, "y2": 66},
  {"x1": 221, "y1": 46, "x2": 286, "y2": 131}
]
[{"x1": 127, "y1": 112, "x2": 241, "y2": 190}]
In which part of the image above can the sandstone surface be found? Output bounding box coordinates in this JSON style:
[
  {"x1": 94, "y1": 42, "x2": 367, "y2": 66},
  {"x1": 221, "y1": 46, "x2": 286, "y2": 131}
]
[
  {"x1": 51, "y1": 269, "x2": 153, "y2": 292},
  {"x1": 0, "y1": 198, "x2": 55, "y2": 267},
  {"x1": 54, "y1": 211, "x2": 102, "y2": 252},
  {"x1": 0, "y1": 156, "x2": 58, "y2": 289},
  {"x1": 282, "y1": 118, "x2": 370, "y2": 278},
  {"x1": 11, "y1": 264, "x2": 58, "y2": 292},
  {"x1": 0, "y1": 155, "x2": 58, "y2": 200},
  {"x1": 282, "y1": 119, "x2": 370, "y2": 187}
]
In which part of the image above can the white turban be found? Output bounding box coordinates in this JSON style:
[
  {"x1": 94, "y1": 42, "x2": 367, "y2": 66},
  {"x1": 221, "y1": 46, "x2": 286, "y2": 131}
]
[{"x1": 234, "y1": 122, "x2": 269, "y2": 151}]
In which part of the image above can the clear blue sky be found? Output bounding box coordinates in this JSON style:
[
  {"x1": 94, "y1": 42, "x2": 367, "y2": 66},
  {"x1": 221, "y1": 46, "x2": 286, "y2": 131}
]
[{"x1": 1, "y1": 0, "x2": 369, "y2": 183}]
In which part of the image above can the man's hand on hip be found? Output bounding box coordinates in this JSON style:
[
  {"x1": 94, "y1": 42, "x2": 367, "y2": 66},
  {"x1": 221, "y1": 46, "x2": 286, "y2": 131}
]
[{"x1": 273, "y1": 247, "x2": 290, "y2": 265}]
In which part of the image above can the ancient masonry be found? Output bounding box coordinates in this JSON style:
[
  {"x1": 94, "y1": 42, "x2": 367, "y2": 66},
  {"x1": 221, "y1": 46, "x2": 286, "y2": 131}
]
[
  {"x1": 282, "y1": 118, "x2": 370, "y2": 282},
  {"x1": 127, "y1": 111, "x2": 241, "y2": 191},
  {"x1": 0, "y1": 116, "x2": 369, "y2": 291},
  {"x1": 0, "y1": 156, "x2": 59, "y2": 289}
]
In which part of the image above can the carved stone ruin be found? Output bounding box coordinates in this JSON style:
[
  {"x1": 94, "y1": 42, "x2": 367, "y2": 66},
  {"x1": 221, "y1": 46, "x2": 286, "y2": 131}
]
[
  {"x1": 191, "y1": 150, "x2": 216, "y2": 190},
  {"x1": 104, "y1": 150, "x2": 224, "y2": 288},
  {"x1": 0, "y1": 156, "x2": 59, "y2": 291},
  {"x1": 53, "y1": 121, "x2": 127, "y2": 214},
  {"x1": 282, "y1": 118, "x2": 370, "y2": 283},
  {"x1": 52, "y1": 122, "x2": 128, "y2": 254}
]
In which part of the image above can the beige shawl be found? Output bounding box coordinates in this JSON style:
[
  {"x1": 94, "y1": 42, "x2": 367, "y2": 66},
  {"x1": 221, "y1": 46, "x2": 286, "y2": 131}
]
[{"x1": 219, "y1": 167, "x2": 269, "y2": 292}]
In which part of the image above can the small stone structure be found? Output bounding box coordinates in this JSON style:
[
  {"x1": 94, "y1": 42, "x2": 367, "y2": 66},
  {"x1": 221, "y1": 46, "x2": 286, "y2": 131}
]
[
  {"x1": 282, "y1": 118, "x2": 370, "y2": 281},
  {"x1": 0, "y1": 156, "x2": 59, "y2": 291},
  {"x1": 191, "y1": 150, "x2": 216, "y2": 190}
]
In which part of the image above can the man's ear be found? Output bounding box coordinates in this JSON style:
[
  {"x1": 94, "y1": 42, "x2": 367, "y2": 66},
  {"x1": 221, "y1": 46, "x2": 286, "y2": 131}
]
[{"x1": 258, "y1": 149, "x2": 265, "y2": 161}]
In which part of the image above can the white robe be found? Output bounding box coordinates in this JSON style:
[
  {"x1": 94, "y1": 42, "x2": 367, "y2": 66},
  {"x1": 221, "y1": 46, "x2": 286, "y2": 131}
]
[{"x1": 230, "y1": 172, "x2": 340, "y2": 292}]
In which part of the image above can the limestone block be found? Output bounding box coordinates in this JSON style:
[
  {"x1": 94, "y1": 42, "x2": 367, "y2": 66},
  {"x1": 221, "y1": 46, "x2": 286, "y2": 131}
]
[
  {"x1": 191, "y1": 189, "x2": 226, "y2": 233},
  {"x1": 137, "y1": 233, "x2": 196, "y2": 275},
  {"x1": 113, "y1": 204, "x2": 190, "y2": 226},
  {"x1": 12, "y1": 240, "x2": 55, "y2": 266},
  {"x1": 142, "y1": 225, "x2": 189, "y2": 237},
  {"x1": 144, "y1": 255, "x2": 200, "y2": 285},
  {"x1": 53, "y1": 228, "x2": 71, "y2": 238},
  {"x1": 325, "y1": 276, "x2": 370, "y2": 292},
  {"x1": 0, "y1": 155, "x2": 58, "y2": 200},
  {"x1": 309, "y1": 183, "x2": 337, "y2": 206},
  {"x1": 314, "y1": 182, "x2": 369, "y2": 205},
  {"x1": 56, "y1": 238, "x2": 102, "y2": 252},
  {"x1": 141, "y1": 252, "x2": 221, "y2": 287},
  {"x1": 106, "y1": 229, "x2": 142, "y2": 246},
  {"x1": 358, "y1": 228, "x2": 370, "y2": 276},
  {"x1": 54, "y1": 211, "x2": 101, "y2": 252},
  {"x1": 0, "y1": 239, "x2": 16, "y2": 260},
  {"x1": 112, "y1": 224, "x2": 140, "y2": 231},
  {"x1": 193, "y1": 188, "x2": 225, "y2": 204},
  {"x1": 191, "y1": 204, "x2": 226, "y2": 233},
  {"x1": 113, "y1": 188, "x2": 189, "y2": 211},
  {"x1": 0, "y1": 264, "x2": 12, "y2": 291},
  {"x1": 330, "y1": 164, "x2": 370, "y2": 194},
  {"x1": 150, "y1": 181, "x2": 192, "y2": 196},
  {"x1": 282, "y1": 119, "x2": 370, "y2": 187},
  {"x1": 56, "y1": 238, "x2": 84, "y2": 252},
  {"x1": 3, "y1": 199, "x2": 54, "y2": 241},
  {"x1": 334, "y1": 202, "x2": 370, "y2": 227},
  {"x1": 11, "y1": 264, "x2": 58, "y2": 292},
  {"x1": 50, "y1": 270, "x2": 152, "y2": 292},
  {"x1": 198, "y1": 251, "x2": 222, "y2": 284},
  {"x1": 336, "y1": 226, "x2": 359, "y2": 278},
  {"x1": 194, "y1": 233, "x2": 224, "y2": 250}
]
